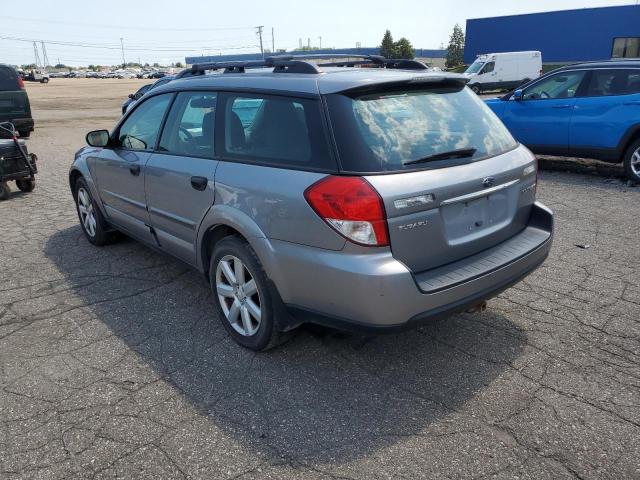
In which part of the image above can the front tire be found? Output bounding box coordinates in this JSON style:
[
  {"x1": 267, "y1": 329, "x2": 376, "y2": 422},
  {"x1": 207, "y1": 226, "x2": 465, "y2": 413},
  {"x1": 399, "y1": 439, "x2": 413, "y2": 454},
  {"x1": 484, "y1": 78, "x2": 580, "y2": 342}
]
[
  {"x1": 470, "y1": 84, "x2": 481, "y2": 94},
  {"x1": 210, "y1": 236, "x2": 283, "y2": 351},
  {"x1": 74, "y1": 178, "x2": 114, "y2": 246},
  {"x1": 0, "y1": 181, "x2": 10, "y2": 200},
  {"x1": 623, "y1": 139, "x2": 640, "y2": 184},
  {"x1": 16, "y1": 178, "x2": 35, "y2": 192},
  {"x1": 18, "y1": 130, "x2": 31, "y2": 139}
]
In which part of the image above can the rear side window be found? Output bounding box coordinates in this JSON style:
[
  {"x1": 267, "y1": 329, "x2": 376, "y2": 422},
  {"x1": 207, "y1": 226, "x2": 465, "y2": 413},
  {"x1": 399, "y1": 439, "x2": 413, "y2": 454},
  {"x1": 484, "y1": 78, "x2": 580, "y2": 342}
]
[
  {"x1": 159, "y1": 92, "x2": 216, "y2": 158},
  {"x1": 219, "y1": 93, "x2": 335, "y2": 171},
  {"x1": 0, "y1": 67, "x2": 20, "y2": 91},
  {"x1": 117, "y1": 93, "x2": 172, "y2": 150},
  {"x1": 585, "y1": 69, "x2": 640, "y2": 96},
  {"x1": 326, "y1": 85, "x2": 517, "y2": 173}
]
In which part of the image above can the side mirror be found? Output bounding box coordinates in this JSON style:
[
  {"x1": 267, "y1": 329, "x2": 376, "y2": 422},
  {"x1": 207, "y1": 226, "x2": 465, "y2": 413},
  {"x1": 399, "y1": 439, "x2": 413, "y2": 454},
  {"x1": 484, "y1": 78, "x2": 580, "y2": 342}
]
[
  {"x1": 86, "y1": 129, "x2": 110, "y2": 147},
  {"x1": 513, "y1": 89, "x2": 523, "y2": 101},
  {"x1": 128, "y1": 93, "x2": 135, "y2": 99}
]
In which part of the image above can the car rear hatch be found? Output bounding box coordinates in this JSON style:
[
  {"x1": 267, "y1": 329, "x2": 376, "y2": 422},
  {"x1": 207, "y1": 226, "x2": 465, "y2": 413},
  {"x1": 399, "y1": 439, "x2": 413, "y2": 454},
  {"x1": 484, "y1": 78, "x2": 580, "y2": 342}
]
[
  {"x1": 325, "y1": 77, "x2": 540, "y2": 275},
  {"x1": 0, "y1": 66, "x2": 30, "y2": 121}
]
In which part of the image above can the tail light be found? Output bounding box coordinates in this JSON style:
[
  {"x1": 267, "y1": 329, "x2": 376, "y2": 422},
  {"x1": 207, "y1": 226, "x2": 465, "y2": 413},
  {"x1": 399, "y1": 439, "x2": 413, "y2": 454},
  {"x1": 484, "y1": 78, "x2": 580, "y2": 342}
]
[
  {"x1": 304, "y1": 176, "x2": 389, "y2": 247},
  {"x1": 17, "y1": 76, "x2": 24, "y2": 89}
]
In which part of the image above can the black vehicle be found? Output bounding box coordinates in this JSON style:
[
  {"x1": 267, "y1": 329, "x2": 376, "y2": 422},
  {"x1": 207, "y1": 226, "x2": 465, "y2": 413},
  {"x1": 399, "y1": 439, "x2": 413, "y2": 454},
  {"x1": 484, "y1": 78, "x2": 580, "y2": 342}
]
[
  {"x1": 121, "y1": 76, "x2": 175, "y2": 115},
  {"x1": 0, "y1": 65, "x2": 34, "y2": 138},
  {"x1": 148, "y1": 71, "x2": 166, "y2": 79},
  {"x1": 0, "y1": 122, "x2": 37, "y2": 200}
]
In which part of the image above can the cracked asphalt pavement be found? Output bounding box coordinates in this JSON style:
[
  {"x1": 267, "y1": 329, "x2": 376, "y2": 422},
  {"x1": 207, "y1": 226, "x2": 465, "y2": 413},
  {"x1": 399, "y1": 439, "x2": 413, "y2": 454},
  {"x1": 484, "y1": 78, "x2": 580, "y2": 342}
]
[{"x1": 1, "y1": 79, "x2": 639, "y2": 479}]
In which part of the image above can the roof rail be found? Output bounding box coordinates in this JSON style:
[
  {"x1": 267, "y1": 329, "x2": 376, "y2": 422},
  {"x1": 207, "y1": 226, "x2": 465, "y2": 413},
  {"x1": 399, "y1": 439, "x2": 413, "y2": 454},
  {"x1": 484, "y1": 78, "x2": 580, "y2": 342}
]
[
  {"x1": 318, "y1": 58, "x2": 430, "y2": 70},
  {"x1": 176, "y1": 53, "x2": 426, "y2": 78}
]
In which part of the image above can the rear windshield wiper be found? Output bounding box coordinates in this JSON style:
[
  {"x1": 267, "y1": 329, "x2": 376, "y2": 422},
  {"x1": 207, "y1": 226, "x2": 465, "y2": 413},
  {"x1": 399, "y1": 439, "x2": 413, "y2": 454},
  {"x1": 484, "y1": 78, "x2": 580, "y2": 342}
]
[{"x1": 403, "y1": 147, "x2": 477, "y2": 166}]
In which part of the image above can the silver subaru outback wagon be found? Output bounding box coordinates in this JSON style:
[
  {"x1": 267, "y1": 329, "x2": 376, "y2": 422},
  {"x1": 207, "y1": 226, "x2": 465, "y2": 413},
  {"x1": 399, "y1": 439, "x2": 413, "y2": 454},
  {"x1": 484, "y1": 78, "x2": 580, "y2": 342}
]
[{"x1": 69, "y1": 55, "x2": 553, "y2": 351}]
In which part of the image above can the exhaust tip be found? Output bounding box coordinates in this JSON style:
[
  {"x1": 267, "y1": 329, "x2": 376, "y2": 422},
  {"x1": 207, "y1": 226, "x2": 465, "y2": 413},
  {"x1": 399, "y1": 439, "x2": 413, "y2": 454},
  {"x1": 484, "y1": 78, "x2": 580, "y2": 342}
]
[{"x1": 466, "y1": 301, "x2": 487, "y2": 314}]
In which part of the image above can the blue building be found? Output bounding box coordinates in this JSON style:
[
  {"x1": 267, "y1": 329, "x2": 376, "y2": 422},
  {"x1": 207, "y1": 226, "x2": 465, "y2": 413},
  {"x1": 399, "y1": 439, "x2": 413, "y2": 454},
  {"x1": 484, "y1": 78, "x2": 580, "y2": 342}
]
[
  {"x1": 186, "y1": 47, "x2": 446, "y2": 66},
  {"x1": 464, "y1": 4, "x2": 640, "y2": 65}
]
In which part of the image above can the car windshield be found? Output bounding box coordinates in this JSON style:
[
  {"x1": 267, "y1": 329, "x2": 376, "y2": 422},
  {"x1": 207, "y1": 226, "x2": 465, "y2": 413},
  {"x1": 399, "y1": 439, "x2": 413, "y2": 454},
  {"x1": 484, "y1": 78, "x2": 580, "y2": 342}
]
[
  {"x1": 326, "y1": 84, "x2": 518, "y2": 173},
  {"x1": 465, "y1": 60, "x2": 485, "y2": 74}
]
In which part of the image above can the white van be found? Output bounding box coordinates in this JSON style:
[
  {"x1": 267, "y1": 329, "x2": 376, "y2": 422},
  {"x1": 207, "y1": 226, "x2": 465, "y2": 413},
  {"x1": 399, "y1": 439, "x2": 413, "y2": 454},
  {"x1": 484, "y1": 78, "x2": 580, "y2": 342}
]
[{"x1": 464, "y1": 51, "x2": 542, "y2": 94}]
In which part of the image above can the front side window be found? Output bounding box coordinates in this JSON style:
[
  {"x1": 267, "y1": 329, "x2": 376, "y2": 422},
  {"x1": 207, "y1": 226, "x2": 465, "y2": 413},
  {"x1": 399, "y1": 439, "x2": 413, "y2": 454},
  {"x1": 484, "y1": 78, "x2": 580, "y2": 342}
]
[
  {"x1": 482, "y1": 62, "x2": 495, "y2": 74},
  {"x1": 159, "y1": 92, "x2": 216, "y2": 158},
  {"x1": 118, "y1": 93, "x2": 172, "y2": 150},
  {"x1": 220, "y1": 93, "x2": 334, "y2": 170},
  {"x1": 585, "y1": 70, "x2": 640, "y2": 97},
  {"x1": 523, "y1": 71, "x2": 586, "y2": 100},
  {"x1": 612, "y1": 38, "x2": 640, "y2": 59},
  {"x1": 326, "y1": 84, "x2": 518, "y2": 172}
]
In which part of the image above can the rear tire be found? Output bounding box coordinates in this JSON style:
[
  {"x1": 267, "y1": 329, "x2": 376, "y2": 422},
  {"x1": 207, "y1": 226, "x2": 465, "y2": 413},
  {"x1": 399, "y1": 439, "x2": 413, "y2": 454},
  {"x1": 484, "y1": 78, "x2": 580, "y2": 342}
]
[
  {"x1": 0, "y1": 181, "x2": 10, "y2": 200},
  {"x1": 74, "y1": 177, "x2": 115, "y2": 246},
  {"x1": 18, "y1": 130, "x2": 31, "y2": 138},
  {"x1": 623, "y1": 139, "x2": 640, "y2": 184},
  {"x1": 16, "y1": 178, "x2": 35, "y2": 192},
  {"x1": 210, "y1": 236, "x2": 285, "y2": 351},
  {"x1": 41, "y1": 77, "x2": 49, "y2": 84}
]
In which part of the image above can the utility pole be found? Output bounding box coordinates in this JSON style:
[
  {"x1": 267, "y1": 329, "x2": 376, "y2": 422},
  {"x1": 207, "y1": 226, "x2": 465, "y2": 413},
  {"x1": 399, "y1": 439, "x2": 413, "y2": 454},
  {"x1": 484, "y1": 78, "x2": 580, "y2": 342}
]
[
  {"x1": 120, "y1": 37, "x2": 126, "y2": 67},
  {"x1": 255, "y1": 26, "x2": 264, "y2": 58},
  {"x1": 41, "y1": 41, "x2": 50, "y2": 70},
  {"x1": 271, "y1": 27, "x2": 275, "y2": 52},
  {"x1": 318, "y1": 36, "x2": 322, "y2": 49},
  {"x1": 32, "y1": 42, "x2": 41, "y2": 69}
]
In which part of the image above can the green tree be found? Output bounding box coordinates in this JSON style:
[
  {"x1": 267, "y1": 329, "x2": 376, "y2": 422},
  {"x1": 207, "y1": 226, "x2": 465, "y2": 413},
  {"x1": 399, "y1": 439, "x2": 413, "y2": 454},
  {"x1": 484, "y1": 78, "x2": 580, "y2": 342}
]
[
  {"x1": 175, "y1": 61, "x2": 183, "y2": 68},
  {"x1": 446, "y1": 24, "x2": 465, "y2": 68},
  {"x1": 394, "y1": 37, "x2": 415, "y2": 59},
  {"x1": 380, "y1": 30, "x2": 397, "y2": 58}
]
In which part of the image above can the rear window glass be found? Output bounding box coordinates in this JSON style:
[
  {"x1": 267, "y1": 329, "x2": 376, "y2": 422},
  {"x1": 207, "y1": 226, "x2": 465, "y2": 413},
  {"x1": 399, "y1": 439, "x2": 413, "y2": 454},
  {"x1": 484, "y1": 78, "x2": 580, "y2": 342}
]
[
  {"x1": 220, "y1": 93, "x2": 335, "y2": 171},
  {"x1": 0, "y1": 67, "x2": 20, "y2": 91},
  {"x1": 326, "y1": 85, "x2": 518, "y2": 172}
]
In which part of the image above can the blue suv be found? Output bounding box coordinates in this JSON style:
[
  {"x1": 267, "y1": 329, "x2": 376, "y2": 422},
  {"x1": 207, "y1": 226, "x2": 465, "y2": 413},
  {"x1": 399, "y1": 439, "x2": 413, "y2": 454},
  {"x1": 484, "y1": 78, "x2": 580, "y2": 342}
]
[{"x1": 485, "y1": 61, "x2": 640, "y2": 182}]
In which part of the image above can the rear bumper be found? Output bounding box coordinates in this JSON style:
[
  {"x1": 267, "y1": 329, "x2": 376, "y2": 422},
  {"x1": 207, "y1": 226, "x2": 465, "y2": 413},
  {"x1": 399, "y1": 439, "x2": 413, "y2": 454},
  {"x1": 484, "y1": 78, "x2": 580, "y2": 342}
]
[
  {"x1": 6, "y1": 117, "x2": 34, "y2": 133},
  {"x1": 263, "y1": 202, "x2": 553, "y2": 332}
]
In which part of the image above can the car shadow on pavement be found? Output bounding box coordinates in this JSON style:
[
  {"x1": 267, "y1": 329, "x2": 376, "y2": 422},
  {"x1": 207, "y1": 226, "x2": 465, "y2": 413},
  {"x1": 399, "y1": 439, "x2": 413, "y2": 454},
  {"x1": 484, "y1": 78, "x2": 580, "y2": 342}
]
[{"x1": 44, "y1": 226, "x2": 526, "y2": 464}]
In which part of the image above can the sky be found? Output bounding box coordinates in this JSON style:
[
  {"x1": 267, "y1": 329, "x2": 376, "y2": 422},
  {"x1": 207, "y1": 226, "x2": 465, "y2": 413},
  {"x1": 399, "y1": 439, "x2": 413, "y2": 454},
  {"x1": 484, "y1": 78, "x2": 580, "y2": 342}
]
[{"x1": 0, "y1": 0, "x2": 632, "y2": 67}]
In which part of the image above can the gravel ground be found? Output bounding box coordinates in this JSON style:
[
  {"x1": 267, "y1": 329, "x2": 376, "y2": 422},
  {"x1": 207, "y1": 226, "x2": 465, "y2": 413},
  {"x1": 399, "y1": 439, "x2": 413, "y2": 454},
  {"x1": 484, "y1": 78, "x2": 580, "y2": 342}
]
[{"x1": 1, "y1": 79, "x2": 639, "y2": 479}]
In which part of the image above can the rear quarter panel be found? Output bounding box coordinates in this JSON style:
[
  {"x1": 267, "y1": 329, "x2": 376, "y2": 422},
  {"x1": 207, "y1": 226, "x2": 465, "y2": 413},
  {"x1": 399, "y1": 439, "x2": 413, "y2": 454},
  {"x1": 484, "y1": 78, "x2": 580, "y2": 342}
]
[{"x1": 212, "y1": 161, "x2": 346, "y2": 251}]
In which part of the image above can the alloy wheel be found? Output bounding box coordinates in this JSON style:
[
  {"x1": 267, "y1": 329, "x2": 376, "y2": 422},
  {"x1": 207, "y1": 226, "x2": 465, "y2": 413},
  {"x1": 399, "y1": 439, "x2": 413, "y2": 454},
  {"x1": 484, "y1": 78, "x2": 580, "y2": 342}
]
[
  {"x1": 215, "y1": 255, "x2": 262, "y2": 336},
  {"x1": 77, "y1": 187, "x2": 97, "y2": 237},
  {"x1": 631, "y1": 147, "x2": 640, "y2": 177}
]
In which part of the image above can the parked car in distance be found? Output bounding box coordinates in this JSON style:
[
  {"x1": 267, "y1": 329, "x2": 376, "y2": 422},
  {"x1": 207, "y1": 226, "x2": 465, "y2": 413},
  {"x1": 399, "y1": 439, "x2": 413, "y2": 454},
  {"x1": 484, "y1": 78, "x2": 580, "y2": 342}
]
[
  {"x1": 148, "y1": 71, "x2": 166, "y2": 79},
  {"x1": 0, "y1": 64, "x2": 34, "y2": 138},
  {"x1": 121, "y1": 75, "x2": 175, "y2": 115},
  {"x1": 486, "y1": 60, "x2": 640, "y2": 182},
  {"x1": 465, "y1": 51, "x2": 542, "y2": 94},
  {"x1": 122, "y1": 83, "x2": 152, "y2": 115},
  {"x1": 69, "y1": 55, "x2": 553, "y2": 350}
]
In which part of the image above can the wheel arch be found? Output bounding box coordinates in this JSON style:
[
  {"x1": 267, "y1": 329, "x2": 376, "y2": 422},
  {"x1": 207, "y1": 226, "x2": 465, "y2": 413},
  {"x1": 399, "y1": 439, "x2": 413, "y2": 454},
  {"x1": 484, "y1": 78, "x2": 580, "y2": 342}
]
[
  {"x1": 618, "y1": 124, "x2": 640, "y2": 159},
  {"x1": 197, "y1": 205, "x2": 273, "y2": 280}
]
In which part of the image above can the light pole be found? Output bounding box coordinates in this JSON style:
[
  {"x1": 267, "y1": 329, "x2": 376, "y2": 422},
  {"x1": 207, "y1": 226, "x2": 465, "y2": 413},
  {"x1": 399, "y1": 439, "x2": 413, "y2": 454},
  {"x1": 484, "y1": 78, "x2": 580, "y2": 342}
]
[{"x1": 120, "y1": 37, "x2": 126, "y2": 68}]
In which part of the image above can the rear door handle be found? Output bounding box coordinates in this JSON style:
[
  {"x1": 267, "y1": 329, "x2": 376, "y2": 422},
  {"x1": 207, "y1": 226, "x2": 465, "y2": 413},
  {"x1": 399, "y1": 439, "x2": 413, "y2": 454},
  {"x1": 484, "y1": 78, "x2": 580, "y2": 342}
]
[
  {"x1": 129, "y1": 164, "x2": 140, "y2": 176},
  {"x1": 552, "y1": 105, "x2": 573, "y2": 109},
  {"x1": 190, "y1": 176, "x2": 208, "y2": 191}
]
